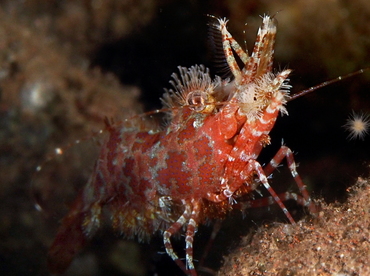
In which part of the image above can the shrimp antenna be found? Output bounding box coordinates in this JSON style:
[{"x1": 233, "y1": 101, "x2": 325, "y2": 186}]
[{"x1": 289, "y1": 68, "x2": 370, "y2": 102}]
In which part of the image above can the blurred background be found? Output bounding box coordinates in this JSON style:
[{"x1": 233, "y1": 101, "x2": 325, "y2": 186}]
[{"x1": 0, "y1": 0, "x2": 369, "y2": 275}]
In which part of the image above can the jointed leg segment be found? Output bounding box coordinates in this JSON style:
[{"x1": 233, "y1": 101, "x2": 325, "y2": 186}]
[
  {"x1": 263, "y1": 146, "x2": 318, "y2": 214},
  {"x1": 163, "y1": 200, "x2": 200, "y2": 276}
]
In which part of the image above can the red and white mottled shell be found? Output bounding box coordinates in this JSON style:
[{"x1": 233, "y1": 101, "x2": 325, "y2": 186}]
[{"x1": 47, "y1": 15, "x2": 317, "y2": 276}]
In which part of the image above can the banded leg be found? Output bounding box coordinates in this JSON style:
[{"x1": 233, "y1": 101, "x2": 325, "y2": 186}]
[
  {"x1": 238, "y1": 192, "x2": 307, "y2": 211},
  {"x1": 184, "y1": 200, "x2": 201, "y2": 276},
  {"x1": 163, "y1": 201, "x2": 193, "y2": 275},
  {"x1": 216, "y1": 18, "x2": 247, "y2": 81},
  {"x1": 217, "y1": 18, "x2": 249, "y2": 62},
  {"x1": 250, "y1": 15, "x2": 277, "y2": 76},
  {"x1": 247, "y1": 159, "x2": 296, "y2": 224},
  {"x1": 263, "y1": 146, "x2": 318, "y2": 214}
]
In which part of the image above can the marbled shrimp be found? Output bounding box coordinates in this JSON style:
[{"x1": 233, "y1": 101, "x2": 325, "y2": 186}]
[{"x1": 47, "y1": 15, "x2": 323, "y2": 276}]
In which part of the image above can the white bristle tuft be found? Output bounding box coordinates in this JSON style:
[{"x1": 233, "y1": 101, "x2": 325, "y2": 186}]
[{"x1": 343, "y1": 111, "x2": 370, "y2": 140}]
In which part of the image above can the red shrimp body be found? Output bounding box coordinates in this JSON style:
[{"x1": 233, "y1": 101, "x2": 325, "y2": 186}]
[{"x1": 48, "y1": 15, "x2": 317, "y2": 276}]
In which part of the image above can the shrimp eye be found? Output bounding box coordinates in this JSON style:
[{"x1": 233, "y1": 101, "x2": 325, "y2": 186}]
[{"x1": 186, "y1": 90, "x2": 215, "y2": 113}]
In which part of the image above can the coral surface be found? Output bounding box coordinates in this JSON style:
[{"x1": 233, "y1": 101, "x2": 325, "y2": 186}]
[{"x1": 218, "y1": 179, "x2": 370, "y2": 275}]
